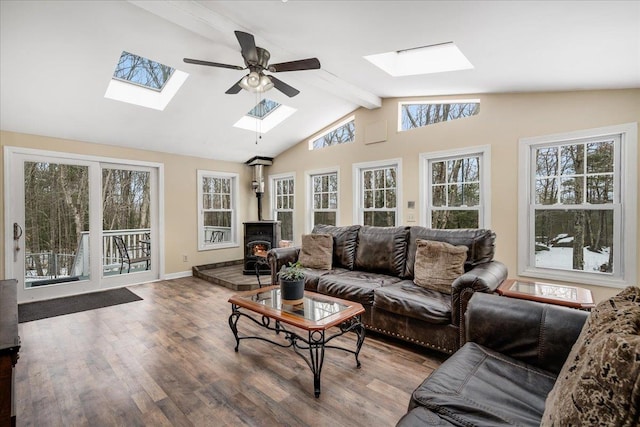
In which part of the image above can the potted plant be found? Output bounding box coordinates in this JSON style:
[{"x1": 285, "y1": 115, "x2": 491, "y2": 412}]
[{"x1": 278, "y1": 261, "x2": 305, "y2": 303}]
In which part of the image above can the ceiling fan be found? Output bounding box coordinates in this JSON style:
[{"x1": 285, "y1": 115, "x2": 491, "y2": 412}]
[{"x1": 184, "y1": 31, "x2": 321, "y2": 97}]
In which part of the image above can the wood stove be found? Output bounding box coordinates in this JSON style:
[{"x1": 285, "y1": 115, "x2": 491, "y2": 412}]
[{"x1": 243, "y1": 221, "x2": 281, "y2": 275}]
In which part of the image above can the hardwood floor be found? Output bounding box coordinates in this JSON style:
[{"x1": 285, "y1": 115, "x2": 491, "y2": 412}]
[{"x1": 16, "y1": 277, "x2": 444, "y2": 426}]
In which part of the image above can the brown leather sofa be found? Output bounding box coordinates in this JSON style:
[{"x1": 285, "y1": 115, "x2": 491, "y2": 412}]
[
  {"x1": 396, "y1": 292, "x2": 590, "y2": 426},
  {"x1": 267, "y1": 225, "x2": 508, "y2": 354}
]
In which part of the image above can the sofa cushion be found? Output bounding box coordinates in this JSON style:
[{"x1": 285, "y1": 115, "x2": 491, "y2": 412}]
[
  {"x1": 541, "y1": 286, "x2": 640, "y2": 427},
  {"x1": 405, "y1": 227, "x2": 495, "y2": 279},
  {"x1": 410, "y1": 342, "x2": 557, "y2": 427},
  {"x1": 354, "y1": 226, "x2": 409, "y2": 277},
  {"x1": 298, "y1": 233, "x2": 333, "y2": 270},
  {"x1": 373, "y1": 281, "x2": 451, "y2": 324},
  {"x1": 312, "y1": 224, "x2": 360, "y2": 270},
  {"x1": 413, "y1": 239, "x2": 468, "y2": 294},
  {"x1": 299, "y1": 267, "x2": 347, "y2": 292},
  {"x1": 317, "y1": 271, "x2": 401, "y2": 306}
]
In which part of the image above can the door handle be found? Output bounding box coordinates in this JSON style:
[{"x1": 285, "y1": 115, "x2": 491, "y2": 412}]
[
  {"x1": 13, "y1": 222, "x2": 22, "y2": 262},
  {"x1": 14, "y1": 222, "x2": 23, "y2": 240}
]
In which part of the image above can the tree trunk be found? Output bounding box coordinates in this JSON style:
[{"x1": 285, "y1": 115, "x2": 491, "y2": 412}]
[{"x1": 572, "y1": 211, "x2": 585, "y2": 270}]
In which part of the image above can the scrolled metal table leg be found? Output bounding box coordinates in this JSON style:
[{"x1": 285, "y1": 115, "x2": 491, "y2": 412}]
[
  {"x1": 228, "y1": 304, "x2": 241, "y2": 352},
  {"x1": 308, "y1": 330, "x2": 326, "y2": 397},
  {"x1": 353, "y1": 318, "x2": 366, "y2": 368}
]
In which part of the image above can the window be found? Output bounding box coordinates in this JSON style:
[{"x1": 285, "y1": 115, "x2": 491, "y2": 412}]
[
  {"x1": 399, "y1": 100, "x2": 479, "y2": 132},
  {"x1": 353, "y1": 159, "x2": 401, "y2": 226},
  {"x1": 420, "y1": 146, "x2": 490, "y2": 229},
  {"x1": 308, "y1": 170, "x2": 338, "y2": 230},
  {"x1": 309, "y1": 116, "x2": 355, "y2": 150},
  {"x1": 197, "y1": 170, "x2": 239, "y2": 250},
  {"x1": 518, "y1": 123, "x2": 637, "y2": 288},
  {"x1": 271, "y1": 174, "x2": 295, "y2": 241}
]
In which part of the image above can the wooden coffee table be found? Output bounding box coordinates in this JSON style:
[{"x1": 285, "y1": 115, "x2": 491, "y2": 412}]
[{"x1": 228, "y1": 286, "x2": 366, "y2": 397}]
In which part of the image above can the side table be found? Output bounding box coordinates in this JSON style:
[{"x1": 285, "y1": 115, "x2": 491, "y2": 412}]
[{"x1": 496, "y1": 278, "x2": 595, "y2": 310}]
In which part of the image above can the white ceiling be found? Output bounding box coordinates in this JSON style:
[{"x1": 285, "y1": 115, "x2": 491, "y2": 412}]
[{"x1": 1, "y1": 1, "x2": 639, "y2": 163}]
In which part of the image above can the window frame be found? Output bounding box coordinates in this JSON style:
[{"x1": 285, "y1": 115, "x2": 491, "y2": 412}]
[
  {"x1": 269, "y1": 172, "x2": 296, "y2": 241},
  {"x1": 306, "y1": 167, "x2": 340, "y2": 232},
  {"x1": 197, "y1": 170, "x2": 239, "y2": 251},
  {"x1": 419, "y1": 145, "x2": 491, "y2": 229},
  {"x1": 352, "y1": 158, "x2": 402, "y2": 226},
  {"x1": 517, "y1": 123, "x2": 637, "y2": 288}
]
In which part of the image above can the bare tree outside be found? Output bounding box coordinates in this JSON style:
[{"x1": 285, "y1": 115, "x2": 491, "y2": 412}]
[
  {"x1": 401, "y1": 102, "x2": 479, "y2": 131},
  {"x1": 112, "y1": 51, "x2": 175, "y2": 91},
  {"x1": 363, "y1": 167, "x2": 396, "y2": 226},
  {"x1": 430, "y1": 156, "x2": 480, "y2": 229},
  {"x1": 23, "y1": 162, "x2": 152, "y2": 283},
  {"x1": 534, "y1": 139, "x2": 615, "y2": 273},
  {"x1": 274, "y1": 177, "x2": 294, "y2": 241},
  {"x1": 312, "y1": 173, "x2": 338, "y2": 227},
  {"x1": 24, "y1": 162, "x2": 89, "y2": 280},
  {"x1": 312, "y1": 119, "x2": 355, "y2": 149}
]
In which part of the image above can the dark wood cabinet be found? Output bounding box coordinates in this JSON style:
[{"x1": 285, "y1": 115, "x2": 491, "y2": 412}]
[{"x1": 0, "y1": 279, "x2": 20, "y2": 427}]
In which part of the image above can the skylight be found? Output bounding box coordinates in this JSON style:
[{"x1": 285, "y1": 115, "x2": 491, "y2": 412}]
[
  {"x1": 364, "y1": 42, "x2": 473, "y2": 77},
  {"x1": 104, "y1": 51, "x2": 188, "y2": 111},
  {"x1": 247, "y1": 99, "x2": 281, "y2": 119},
  {"x1": 234, "y1": 99, "x2": 296, "y2": 133}
]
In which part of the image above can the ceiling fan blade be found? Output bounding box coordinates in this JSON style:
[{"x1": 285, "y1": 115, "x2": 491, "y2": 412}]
[
  {"x1": 234, "y1": 31, "x2": 258, "y2": 64},
  {"x1": 183, "y1": 58, "x2": 244, "y2": 70},
  {"x1": 225, "y1": 78, "x2": 244, "y2": 94},
  {"x1": 269, "y1": 75, "x2": 300, "y2": 97},
  {"x1": 269, "y1": 58, "x2": 321, "y2": 72}
]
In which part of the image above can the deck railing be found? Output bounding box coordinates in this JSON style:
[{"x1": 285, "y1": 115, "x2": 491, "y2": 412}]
[{"x1": 25, "y1": 228, "x2": 151, "y2": 282}]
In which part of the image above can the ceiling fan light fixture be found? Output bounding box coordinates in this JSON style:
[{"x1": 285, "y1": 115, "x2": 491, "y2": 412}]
[
  {"x1": 239, "y1": 72, "x2": 274, "y2": 93},
  {"x1": 259, "y1": 75, "x2": 274, "y2": 92}
]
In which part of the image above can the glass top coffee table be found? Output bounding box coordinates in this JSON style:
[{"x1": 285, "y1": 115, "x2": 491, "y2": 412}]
[
  {"x1": 228, "y1": 285, "x2": 366, "y2": 397},
  {"x1": 496, "y1": 279, "x2": 595, "y2": 310}
]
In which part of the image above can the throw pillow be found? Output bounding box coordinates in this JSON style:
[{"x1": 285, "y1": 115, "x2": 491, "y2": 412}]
[
  {"x1": 298, "y1": 234, "x2": 333, "y2": 270},
  {"x1": 353, "y1": 226, "x2": 410, "y2": 276},
  {"x1": 413, "y1": 239, "x2": 468, "y2": 294},
  {"x1": 540, "y1": 286, "x2": 640, "y2": 427}
]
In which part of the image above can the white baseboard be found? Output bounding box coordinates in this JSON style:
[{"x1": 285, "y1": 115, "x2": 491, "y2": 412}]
[{"x1": 163, "y1": 270, "x2": 193, "y2": 280}]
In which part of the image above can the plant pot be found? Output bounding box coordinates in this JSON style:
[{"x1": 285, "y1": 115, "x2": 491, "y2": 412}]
[{"x1": 280, "y1": 279, "x2": 304, "y2": 304}]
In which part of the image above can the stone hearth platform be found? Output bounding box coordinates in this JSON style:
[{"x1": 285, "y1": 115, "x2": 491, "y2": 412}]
[{"x1": 193, "y1": 260, "x2": 271, "y2": 291}]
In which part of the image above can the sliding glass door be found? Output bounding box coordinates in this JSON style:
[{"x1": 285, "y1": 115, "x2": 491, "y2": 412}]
[{"x1": 6, "y1": 148, "x2": 160, "y2": 302}]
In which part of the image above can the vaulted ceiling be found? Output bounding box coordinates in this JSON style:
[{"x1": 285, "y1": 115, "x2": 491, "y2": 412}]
[{"x1": 1, "y1": 1, "x2": 638, "y2": 163}]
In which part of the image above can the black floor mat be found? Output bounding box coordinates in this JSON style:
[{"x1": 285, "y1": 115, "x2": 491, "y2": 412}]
[{"x1": 18, "y1": 287, "x2": 142, "y2": 323}]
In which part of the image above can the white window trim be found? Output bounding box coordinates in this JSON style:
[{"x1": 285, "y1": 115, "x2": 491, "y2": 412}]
[
  {"x1": 308, "y1": 115, "x2": 355, "y2": 150},
  {"x1": 269, "y1": 172, "x2": 296, "y2": 240},
  {"x1": 517, "y1": 122, "x2": 637, "y2": 288},
  {"x1": 419, "y1": 145, "x2": 491, "y2": 229},
  {"x1": 397, "y1": 99, "x2": 480, "y2": 132},
  {"x1": 352, "y1": 158, "x2": 402, "y2": 226},
  {"x1": 197, "y1": 170, "x2": 239, "y2": 251},
  {"x1": 305, "y1": 167, "x2": 340, "y2": 233}
]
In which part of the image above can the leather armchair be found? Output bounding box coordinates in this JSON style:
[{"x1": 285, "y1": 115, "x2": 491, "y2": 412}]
[{"x1": 397, "y1": 293, "x2": 589, "y2": 427}]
